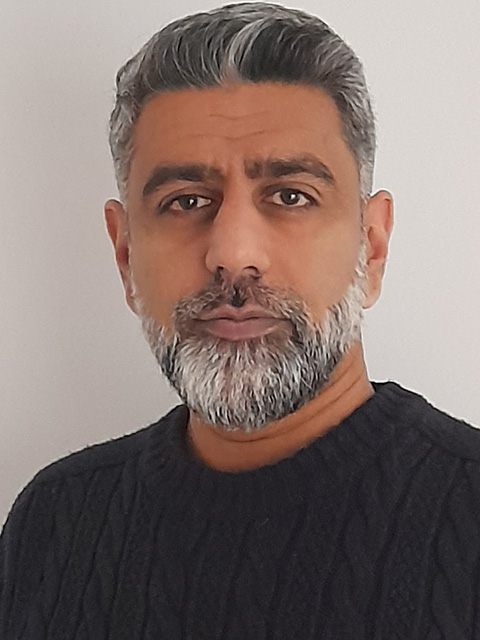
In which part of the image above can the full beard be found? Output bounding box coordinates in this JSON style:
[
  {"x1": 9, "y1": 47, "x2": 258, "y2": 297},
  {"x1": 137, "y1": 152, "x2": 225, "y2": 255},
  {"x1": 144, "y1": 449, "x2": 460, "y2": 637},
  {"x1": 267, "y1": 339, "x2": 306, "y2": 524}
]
[{"x1": 131, "y1": 243, "x2": 368, "y2": 433}]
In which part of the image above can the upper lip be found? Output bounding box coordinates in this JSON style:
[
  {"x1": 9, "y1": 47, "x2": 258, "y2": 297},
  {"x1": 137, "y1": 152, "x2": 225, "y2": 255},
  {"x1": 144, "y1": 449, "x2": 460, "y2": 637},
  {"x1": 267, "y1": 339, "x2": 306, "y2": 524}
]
[{"x1": 197, "y1": 305, "x2": 283, "y2": 322}]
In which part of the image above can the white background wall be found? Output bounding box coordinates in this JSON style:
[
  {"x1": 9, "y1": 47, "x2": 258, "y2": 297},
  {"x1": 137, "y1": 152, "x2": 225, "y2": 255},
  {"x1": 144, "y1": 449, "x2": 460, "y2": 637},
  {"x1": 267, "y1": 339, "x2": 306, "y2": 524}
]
[{"x1": 1, "y1": 0, "x2": 479, "y2": 525}]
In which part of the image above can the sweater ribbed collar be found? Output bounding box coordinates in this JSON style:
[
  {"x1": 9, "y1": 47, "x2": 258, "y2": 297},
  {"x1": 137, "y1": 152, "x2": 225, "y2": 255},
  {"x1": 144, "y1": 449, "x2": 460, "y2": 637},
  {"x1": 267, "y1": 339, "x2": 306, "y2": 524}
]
[{"x1": 140, "y1": 381, "x2": 425, "y2": 516}]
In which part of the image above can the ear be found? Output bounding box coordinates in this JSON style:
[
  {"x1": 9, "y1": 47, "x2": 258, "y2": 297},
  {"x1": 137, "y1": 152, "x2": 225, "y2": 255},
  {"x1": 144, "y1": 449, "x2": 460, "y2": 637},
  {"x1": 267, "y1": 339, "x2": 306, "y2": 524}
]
[
  {"x1": 104, "y1": 199, "x2": 136, "y2": 313},
  {"x1": 362, "y1": 190, "x2": 394, "y2": 309}
]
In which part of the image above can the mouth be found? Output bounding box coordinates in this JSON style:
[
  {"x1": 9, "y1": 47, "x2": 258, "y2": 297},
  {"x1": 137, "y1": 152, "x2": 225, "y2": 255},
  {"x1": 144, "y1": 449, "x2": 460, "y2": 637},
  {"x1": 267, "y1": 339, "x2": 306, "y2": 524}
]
[{"x1": 196, "y1": 317, "x2": 290, "y2": 341}]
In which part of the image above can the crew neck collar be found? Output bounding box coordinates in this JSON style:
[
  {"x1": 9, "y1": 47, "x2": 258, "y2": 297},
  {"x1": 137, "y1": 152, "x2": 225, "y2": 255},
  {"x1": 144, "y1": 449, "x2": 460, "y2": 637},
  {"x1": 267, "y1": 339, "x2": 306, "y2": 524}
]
[{"x1": 140, "y1": 381, "x2": 424, "y2": 515}]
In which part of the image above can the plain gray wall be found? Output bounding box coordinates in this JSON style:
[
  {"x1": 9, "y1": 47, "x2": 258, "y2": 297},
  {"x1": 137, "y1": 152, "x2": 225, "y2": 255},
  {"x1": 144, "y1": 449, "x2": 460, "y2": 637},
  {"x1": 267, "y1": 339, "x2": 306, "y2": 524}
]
[{"x1": 1, "y1": 0, "x2": 479, "y2": 525}]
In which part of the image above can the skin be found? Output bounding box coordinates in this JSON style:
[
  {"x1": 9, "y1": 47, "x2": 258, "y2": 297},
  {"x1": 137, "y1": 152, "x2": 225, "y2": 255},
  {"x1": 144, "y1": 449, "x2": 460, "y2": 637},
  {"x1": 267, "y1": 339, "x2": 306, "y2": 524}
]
[{"x1": 105, "y1": 82, "x2": 393, "y2": 471}]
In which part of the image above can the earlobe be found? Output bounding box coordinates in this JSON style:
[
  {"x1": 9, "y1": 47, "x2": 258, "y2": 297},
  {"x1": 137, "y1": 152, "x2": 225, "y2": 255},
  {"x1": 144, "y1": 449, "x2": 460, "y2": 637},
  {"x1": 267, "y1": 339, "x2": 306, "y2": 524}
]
[
  {"x1": 104, "y1": 199, "x2": 136, "y2": 312},
  {"x1": 362, "y1": 190, "x2": 394, "y2": 309}
]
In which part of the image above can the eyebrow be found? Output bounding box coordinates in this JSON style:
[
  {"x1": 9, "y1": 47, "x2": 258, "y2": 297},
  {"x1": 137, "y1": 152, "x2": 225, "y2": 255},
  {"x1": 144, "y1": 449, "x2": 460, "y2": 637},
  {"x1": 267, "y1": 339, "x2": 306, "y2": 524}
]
[
  {"x1": 141, "y1": 153, "x2": 335, "y2": 199},
  {"x1": 142, "y1": 164, "x2": 223, "y2": 199},
  {"x1": 245, "y1": 154, "x2": 336, "y2": 185}
]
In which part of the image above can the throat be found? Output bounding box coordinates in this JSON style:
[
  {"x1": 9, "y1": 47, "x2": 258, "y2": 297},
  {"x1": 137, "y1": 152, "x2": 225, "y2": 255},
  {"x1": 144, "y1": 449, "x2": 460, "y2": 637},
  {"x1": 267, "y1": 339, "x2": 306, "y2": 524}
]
[{"x1": 186, "y1": 341, "x2": 374, "y2": 472}]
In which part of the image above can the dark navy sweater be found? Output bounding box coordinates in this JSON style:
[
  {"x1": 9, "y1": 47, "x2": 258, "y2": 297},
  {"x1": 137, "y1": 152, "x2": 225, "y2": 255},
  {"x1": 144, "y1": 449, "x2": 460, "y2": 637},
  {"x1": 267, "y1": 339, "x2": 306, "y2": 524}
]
[{"x1": 2, "y1": 381, "x2": 480, "y2": 639}]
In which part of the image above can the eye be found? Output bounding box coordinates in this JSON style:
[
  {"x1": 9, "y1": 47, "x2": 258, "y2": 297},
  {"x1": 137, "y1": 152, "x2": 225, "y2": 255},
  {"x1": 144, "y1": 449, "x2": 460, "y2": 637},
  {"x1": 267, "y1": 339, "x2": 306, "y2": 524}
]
[
  {"x1": 159, "y1": 194, "x2": 213, "y2": 213},
  {"x1": 269, "y1": 188, "x2": 315, "y2": 208}
]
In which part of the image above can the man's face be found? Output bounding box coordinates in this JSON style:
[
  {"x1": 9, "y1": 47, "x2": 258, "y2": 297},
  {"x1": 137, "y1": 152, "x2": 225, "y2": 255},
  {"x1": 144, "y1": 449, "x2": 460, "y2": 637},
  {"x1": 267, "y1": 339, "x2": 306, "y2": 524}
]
[
  {"x1": 106, "y1": 82, "x2": 390, "y2": 431},
  {"x1": 126, "y1": 82, "x2": 363, "y2": 324}
]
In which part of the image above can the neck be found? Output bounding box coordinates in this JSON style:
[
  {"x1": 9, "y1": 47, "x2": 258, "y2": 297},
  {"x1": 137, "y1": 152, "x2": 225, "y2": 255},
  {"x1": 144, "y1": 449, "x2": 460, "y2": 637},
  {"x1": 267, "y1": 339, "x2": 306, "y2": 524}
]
[{"x1": 187, "y1": 340, "x2": 374, "y2": 471}]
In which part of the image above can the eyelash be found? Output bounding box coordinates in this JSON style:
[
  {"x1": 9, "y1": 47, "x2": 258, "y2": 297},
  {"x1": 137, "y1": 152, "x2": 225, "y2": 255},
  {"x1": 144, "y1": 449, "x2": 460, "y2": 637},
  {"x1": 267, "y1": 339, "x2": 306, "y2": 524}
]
[
  {"x1": 157, "y1": 194, "x2": 211, "y2": 214},
  {"x1": 157, "y1": 188, "x2": 318, "y2": 214},
  {"x1": 269, "y1": 188, "x2": 316, "y2": 208}
]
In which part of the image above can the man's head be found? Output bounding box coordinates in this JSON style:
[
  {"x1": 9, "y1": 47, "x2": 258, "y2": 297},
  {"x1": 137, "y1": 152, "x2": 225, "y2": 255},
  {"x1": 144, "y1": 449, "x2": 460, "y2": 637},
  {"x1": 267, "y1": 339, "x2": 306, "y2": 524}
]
[{"x1": 105, "y1": 3, "x2": 393, "y2": 432}]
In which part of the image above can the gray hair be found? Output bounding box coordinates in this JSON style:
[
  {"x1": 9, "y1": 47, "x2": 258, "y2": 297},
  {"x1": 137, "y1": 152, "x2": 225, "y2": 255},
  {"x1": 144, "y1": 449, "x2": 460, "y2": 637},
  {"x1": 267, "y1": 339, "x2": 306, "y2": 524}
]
[{"x1": 109, "y1": 2, "x2": 376, "y2": 203}]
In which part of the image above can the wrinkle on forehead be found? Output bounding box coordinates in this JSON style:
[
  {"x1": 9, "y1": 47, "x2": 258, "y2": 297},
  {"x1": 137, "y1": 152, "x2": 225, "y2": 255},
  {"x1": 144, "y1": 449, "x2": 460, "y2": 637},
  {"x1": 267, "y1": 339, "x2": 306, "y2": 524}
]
[
  {"x1": 182, "y1": 123, "x2": 329, "y2": 142},
  {"x1": 186, "y1": 130, "x2": 280, "y2": 141},
  {"x1": 206, "y1": 110, "x2": 272, "y2": 121}
]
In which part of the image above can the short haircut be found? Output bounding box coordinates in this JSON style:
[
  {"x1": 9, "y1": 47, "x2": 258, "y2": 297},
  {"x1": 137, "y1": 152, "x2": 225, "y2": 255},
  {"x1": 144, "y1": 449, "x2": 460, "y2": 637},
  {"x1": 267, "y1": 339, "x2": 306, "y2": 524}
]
[{"x1": 108, "y1": 2, "x2": 376, "y2": 202}]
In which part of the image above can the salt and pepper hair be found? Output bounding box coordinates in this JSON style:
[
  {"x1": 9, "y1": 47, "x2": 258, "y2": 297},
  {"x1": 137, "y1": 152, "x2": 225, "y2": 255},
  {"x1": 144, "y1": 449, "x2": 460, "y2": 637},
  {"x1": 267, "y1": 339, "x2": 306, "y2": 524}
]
[{"x1": 108, "y1": 2, "x2": 376, "y2": 203}]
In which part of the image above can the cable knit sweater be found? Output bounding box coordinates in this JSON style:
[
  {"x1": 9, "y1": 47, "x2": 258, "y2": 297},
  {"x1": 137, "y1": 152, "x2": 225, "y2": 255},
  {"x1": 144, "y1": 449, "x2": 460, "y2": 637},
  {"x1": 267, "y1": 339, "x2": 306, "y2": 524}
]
[{"x1": 2, "y1": 381, "x2": 480, "y2": 639}]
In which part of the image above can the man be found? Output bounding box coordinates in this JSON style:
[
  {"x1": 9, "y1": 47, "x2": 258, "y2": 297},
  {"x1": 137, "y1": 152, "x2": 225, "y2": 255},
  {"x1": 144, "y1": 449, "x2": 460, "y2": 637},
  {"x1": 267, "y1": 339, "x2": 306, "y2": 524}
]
[{"x1": 1, "y1": 3, "x2": 480, "y2": 639}]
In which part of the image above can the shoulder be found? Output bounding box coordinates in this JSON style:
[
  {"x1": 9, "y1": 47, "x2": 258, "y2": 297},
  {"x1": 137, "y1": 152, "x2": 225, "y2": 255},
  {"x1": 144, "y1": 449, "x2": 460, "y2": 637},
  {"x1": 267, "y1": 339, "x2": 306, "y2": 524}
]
[
  {"x1": 388, "y1": 381, "x2": 480, "y2": 462},
  {"x1": 32, "y1": 404, "x2": 185, "y2": 483},
  {"x1": 0, "y1": 403, "x2": 186, "y2": 634},
  {"x1": 2, "y1": 404, "x2": 186, "y2": 525},
  {"x1": 0, "y1": 404, "x2": 186, "y2": 586}
]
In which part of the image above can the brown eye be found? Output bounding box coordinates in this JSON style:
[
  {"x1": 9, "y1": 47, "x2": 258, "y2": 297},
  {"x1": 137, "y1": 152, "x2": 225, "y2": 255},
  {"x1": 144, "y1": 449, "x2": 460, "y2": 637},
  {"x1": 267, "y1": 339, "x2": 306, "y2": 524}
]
[
  {"x1": 157, "y1": 194, "x2": 213, "y2": 214},
  {"x1": 270, "y1": 188, "x2": 314, "y2": 207},
  {"x1": 169, "y1": 195, "x2": 212, "y2": 211}
]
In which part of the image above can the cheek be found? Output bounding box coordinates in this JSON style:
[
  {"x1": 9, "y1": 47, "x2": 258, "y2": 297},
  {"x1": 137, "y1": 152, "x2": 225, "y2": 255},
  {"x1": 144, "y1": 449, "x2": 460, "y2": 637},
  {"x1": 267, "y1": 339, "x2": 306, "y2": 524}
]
[
  {"x1": 285, "y1": 227, "x2": 360, "y2": 319},
  {"x1": 128, "y1": 236, "x2": 204, "y2": 321}
]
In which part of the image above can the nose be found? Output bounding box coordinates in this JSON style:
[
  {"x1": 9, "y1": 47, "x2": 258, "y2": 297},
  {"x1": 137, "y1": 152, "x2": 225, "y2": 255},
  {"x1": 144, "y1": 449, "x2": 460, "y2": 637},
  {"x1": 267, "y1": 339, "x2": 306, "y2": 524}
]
[{"x1": 204, "y1": 191, "x2": 271, "y2": 283}]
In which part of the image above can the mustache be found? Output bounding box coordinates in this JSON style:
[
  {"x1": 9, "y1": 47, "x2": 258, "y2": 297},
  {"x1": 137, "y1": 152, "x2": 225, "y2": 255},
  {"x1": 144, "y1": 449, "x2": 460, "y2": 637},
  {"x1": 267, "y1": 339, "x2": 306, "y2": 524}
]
[{"x1": 172, "y1": 272, "x2": 313, "y2": 334}]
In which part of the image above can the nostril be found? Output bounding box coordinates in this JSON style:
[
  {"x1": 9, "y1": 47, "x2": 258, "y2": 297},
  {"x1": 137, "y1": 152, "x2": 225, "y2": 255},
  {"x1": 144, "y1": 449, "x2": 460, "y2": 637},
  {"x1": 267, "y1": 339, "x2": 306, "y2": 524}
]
[
  {"x1": 244, "y1": 266, "x2": 261, "y2": 279},
  {"x1": 231, "y1": 287, "x2": 244, "y2": 308},
  {"x1": 214, "y1": 267, "x2": 225, "y2": 284}
]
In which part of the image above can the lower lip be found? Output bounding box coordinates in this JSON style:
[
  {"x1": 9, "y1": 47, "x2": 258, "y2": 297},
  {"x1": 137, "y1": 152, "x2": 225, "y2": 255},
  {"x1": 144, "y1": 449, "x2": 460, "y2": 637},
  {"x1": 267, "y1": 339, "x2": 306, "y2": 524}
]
[{"x1": 198, "y1": 318, "x2": 288, "y2": 341}]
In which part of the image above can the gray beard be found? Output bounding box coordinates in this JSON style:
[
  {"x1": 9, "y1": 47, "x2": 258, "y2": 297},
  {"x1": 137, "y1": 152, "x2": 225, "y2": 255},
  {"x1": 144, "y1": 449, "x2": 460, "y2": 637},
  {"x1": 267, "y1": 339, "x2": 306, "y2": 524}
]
[{"x1": 132, "y1": 243, "x2": 367, "y2": 433}]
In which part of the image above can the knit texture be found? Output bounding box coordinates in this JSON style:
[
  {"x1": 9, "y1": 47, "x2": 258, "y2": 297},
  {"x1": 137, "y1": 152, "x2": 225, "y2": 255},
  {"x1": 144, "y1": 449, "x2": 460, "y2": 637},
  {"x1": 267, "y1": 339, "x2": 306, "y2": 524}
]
[{"x1": 2, "y1": 381, "x2": 480, "y2": 639}]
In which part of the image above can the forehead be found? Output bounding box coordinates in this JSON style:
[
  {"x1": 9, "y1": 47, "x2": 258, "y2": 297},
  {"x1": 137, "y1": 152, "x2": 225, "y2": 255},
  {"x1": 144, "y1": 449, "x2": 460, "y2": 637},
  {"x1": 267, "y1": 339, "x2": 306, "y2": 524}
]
[{"x1": 129, "y1": 82, "x2": 356, "y2": 188}]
